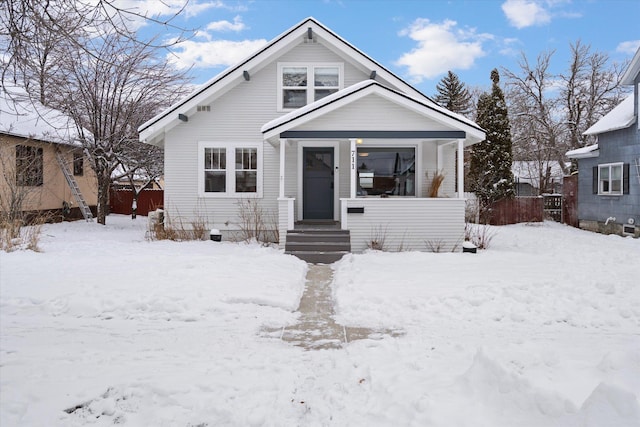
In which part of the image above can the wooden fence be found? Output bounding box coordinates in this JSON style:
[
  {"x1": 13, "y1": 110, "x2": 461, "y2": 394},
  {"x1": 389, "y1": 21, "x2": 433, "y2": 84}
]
[
  {"x1": 488, "y1": 197, "x2": 544, "y2": 225},
  {"x1": 109, "y1": 188, "x2": 163, "y2": 216}
]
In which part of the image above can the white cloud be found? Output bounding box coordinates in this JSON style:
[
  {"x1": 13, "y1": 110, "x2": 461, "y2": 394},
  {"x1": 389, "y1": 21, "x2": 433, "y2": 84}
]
[
  {"x1": 168, "y1": 39, "x2": 268, "y2": 70},
  {"x1": 502, "y1": 0, "x2": 551, "y2": 29},
  {"x1": 206, "y1": 16, "x2": 246, "y2": 32},
  {"x1": 616, "y1": 40, "x2": 640, "y2": 55},
  {"x1": 395, "y1": 19, "x2": 490, "y2": 83}
]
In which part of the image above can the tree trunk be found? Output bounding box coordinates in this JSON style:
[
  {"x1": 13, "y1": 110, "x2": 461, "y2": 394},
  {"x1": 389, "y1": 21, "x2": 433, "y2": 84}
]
[{"x1": 96, "y1": 172, "x2": 110, "y2": 225}]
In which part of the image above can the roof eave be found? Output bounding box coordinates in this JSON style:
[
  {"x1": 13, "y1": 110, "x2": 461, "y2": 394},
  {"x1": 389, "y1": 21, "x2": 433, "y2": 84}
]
[{"x1": 621, "y1": 47, "x2": 640, "y2": 85}]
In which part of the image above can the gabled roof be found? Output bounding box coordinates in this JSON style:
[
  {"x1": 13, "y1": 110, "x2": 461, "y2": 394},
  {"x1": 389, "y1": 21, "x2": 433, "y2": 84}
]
[
  {"x1": 621, "y1": 46, "x2": 640, "y2": 86},
  {"x1": 261, "y1": 80, "x2": 485, "y2": 144},
  {"x1": 583, "y1": 95, "x2": 635, "y2": 135},
  {"x1": 0, "y1": 88, "x2": 80, "y2": 145},
  {"x1": 139, "y1": 17, "x2": 439, "y2": 145}
]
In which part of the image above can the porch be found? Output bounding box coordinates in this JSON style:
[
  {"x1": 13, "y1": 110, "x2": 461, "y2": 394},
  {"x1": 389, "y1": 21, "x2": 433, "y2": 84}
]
[
  {"x1": 274, "y1": 135, "x2": 468, "y2": 254},
  {"x1": 262, "y1": 80, "x2": 485, "y2": 255},
  {"x1": 279, "y1": 196, "x2": 466, "y2": 254}
]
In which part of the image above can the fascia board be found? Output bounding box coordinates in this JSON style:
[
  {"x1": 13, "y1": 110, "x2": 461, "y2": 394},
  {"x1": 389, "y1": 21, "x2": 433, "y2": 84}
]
[{"x1": 621, "y1": 48, "x2": 640, "y2": 85}]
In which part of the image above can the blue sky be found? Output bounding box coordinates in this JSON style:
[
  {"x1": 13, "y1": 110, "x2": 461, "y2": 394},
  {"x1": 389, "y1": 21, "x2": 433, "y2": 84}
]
[{"x1": 132, "y1": 0, "x2": 640, "y2": 96}]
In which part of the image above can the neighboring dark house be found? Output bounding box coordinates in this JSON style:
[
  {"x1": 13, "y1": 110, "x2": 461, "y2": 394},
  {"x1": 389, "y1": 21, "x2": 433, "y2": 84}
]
[{"x1": 566, "y1": 47, "x2": 640, "y2": 237}]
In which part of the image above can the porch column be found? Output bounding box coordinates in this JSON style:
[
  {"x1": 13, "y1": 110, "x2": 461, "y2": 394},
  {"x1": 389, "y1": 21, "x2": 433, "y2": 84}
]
[
  {"x1": 457, "y1": 139, "x2": 464, "y2": 199},
  {"x1": 349, "y1": 138, "x2": 357, "y2": 198},
  {"x1": 279, "y1": 138, "x2": 287, "y2": 198}
]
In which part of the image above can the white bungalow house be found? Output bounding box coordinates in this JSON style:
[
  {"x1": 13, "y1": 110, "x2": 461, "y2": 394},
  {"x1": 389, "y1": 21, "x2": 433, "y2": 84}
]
[{"x1": 139, "y1": 17, "x2": 485, "y2": 260}]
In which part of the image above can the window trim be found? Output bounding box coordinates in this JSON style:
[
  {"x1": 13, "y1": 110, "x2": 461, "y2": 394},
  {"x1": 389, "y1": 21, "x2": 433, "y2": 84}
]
[
  {"x1": 198, "y1": 142, "x2": 262, "y2": 198},
  {"x1": 355, "y1": 142, "x2": 421, "y2": 198},
  {"x1": 16, "y1": 144, "x2": 44, "y2": 187},
  {"x1": 598, "y1": 162, "x2": 624, "y2": 195},
  {"x1": 73, "y1": 151, "x2": 84, "y2": 176},
  {"x1": 277, "y1": 62, "x2": 344, "y2": 112}
]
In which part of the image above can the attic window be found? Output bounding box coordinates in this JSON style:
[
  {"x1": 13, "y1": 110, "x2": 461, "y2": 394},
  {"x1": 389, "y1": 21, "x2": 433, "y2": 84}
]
[
  {"x1": 277, "y1": 63, "x2": 343, "y2": 111},
  {"x1": 197, "y1": 105, "x2": 211, "y2": 112}
]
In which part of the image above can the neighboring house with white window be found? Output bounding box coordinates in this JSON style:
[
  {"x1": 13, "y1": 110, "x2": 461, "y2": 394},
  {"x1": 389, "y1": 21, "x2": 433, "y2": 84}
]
[
  {"x1": 139, "y1": 17, "x2": 485, "y2": 256},
  {"x1": 566, "y1": 47, "x2": 640, "y2": 237},
  {"x1": 0, "y1": 90, "x2": 97, "y2": 221}
]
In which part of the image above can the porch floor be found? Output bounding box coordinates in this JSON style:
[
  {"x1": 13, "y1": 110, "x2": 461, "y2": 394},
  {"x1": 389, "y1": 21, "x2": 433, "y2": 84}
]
[{"x1": 293, "y1": 220, "x2": 340, "y2": 230}]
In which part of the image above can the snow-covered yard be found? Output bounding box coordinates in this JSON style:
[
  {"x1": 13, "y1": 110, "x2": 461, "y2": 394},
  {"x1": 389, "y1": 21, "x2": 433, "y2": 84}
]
[{"x1": 1, "y1": 216, "x2": 638, "y2": 426}]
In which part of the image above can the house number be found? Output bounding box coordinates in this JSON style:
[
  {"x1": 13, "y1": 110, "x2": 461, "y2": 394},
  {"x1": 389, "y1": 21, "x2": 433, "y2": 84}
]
[{"x1": 351, "y1": 149, "x2": 356, "y2": 170}]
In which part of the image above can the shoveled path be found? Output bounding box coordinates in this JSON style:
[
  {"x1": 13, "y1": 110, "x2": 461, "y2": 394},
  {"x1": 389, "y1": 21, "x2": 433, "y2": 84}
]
[{"x1": 263, "y1": 264, "x2": 402, "y2": 350}]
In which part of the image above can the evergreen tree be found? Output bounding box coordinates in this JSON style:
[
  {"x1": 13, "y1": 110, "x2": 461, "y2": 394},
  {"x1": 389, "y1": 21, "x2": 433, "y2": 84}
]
[
  {"x1": 469, "y1": 69, "x2": 515, "y2": 218},
  {"x1": 434, "y1": 70, "x2": 472, "y2": 116}
]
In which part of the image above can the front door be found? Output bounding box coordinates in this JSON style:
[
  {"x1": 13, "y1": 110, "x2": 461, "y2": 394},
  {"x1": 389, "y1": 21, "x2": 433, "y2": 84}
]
[{"x1": 303, "y1": 147, "x2": 334, "y2": 220}]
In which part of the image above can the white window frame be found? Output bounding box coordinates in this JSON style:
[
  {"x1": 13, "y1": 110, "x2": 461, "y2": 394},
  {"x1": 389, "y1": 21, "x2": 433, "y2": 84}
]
[
  {"x1": 598, "y1": 162, "x2": 623, "y2": 195},
  {"x1": 198, "y1": 142, "x2": 262, "y2": 198},
  {"x1": 354, "y1": 141, "x2": 422, "y2": 198},
  {"x1": 277, "y1": 62, "x2": 343, "y2": 111}
]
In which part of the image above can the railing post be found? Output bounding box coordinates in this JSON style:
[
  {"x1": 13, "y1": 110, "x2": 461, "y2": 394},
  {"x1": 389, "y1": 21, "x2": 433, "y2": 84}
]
[
  {"x1": 457, "y1": 139, "x2": 464, "y2": 199},
  {"x1": 279, "y1": 138, "x2": 287, "y2": 199},
  {"x1": 349, "y1": 138, "x2": 357, "y2": 199}
]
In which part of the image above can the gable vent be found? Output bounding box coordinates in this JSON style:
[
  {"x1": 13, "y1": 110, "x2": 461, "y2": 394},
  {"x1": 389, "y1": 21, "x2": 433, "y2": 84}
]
[
  {"x1": 197, "y1": 105, "x2": 211, "y2": 112},
  {"x1": 304, "y1": 27, "x2": 317, "y2": 44}
]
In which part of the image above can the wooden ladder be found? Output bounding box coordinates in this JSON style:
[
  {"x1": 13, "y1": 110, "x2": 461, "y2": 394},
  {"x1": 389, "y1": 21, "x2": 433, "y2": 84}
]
[{"x1": 55, "y1": 147, "x2": 93, "y2": 221}]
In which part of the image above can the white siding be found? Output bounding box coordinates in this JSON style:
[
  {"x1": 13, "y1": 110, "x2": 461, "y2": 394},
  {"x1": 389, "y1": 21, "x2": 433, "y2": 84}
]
[
  {"x1": 342, "y1": 198, "x2": 466, "y2": 252},
  {"x1": 296, "y1": 95, "x2": 452, "y2": 131},
  {"x1": 163, "y1": 40, "x2": 370, "y2": 234},
  {"x1": 162, "y1": 35, "x2": 465, "y2": 247}
]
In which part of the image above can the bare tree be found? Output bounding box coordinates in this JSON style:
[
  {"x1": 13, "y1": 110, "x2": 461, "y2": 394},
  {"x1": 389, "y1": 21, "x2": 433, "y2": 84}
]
[
  {"x1": 1, "y1": 0, "x2": 192, "y2": 225},
  {"x1": 1, "y1": 0, "x2": 191, "y2": 86},
  {"x1": 50, "y1": 33, "x2": 188, "y2": 224},
  {"x1": 561, "y1": 41, "x2": 628, "y2": 152},
  {"x1": 503, "y1": 44, "x2": 628, "y2": 192}
]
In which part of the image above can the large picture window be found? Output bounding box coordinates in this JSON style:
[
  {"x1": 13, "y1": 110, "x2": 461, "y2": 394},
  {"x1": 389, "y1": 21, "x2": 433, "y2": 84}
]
[
  {"x1": 199, "y1": 143, "x2": 261, "y2": 197},
  {"x1": 279, "y1": 63, "x2": 342, "y2": 110},
  {"x1": 16, "y1": 145, "x2": 43, "y2": 186},
  {"x1": 357, "y1": 147, "x2": 415, "y2": 196},
  {"x1": 598, "y1": 163, "x2": 623, "y2": 195}
]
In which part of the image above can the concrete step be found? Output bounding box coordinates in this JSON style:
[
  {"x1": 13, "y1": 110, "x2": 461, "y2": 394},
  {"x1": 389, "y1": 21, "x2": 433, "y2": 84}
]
[
  {"x1": 285, "y1": 241, "x2": 351, "y2": 252},
  {"x1": 286, "y1": 233, "x2": 351, "y2": 243},
  {"x1": 286, "y1": 250, "x2": 349, "y2": 264},
  {"x1": 285, "y1": 229, "x2": 351, "y2": 263}
]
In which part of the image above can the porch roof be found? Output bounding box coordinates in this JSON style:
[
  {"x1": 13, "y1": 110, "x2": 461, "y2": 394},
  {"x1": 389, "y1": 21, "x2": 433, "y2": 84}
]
[{"x1": 261, "y1": 80, "x2": 485, "y2": 145}]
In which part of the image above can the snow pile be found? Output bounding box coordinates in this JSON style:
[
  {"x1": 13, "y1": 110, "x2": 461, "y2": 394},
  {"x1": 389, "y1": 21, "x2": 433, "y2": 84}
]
[{"x1": 1, "y1": 217, "x2": 639, "y2": 426}]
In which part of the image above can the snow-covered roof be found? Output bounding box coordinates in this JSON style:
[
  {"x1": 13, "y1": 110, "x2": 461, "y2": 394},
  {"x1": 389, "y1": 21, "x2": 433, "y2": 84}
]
[
  {"x1": 583, "y1": 95, "x2": 635, "y2": 136},
  {"x1": 566, "y1": 144, "x2": 599, "y2": 159},
  {"x1": 0, "y1": 88, "x2": 80, "y2": 145},
  {"x1": 511, "y1": 161, "x2": 567, "y2": 187}
]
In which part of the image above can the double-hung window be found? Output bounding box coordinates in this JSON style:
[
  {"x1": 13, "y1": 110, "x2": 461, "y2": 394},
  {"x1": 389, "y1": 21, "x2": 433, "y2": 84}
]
[
  {"x1": 278, "y1": 63, "x2": 342, "y2": 110},
  {"x1": 16, "y1": 145, "x2": 43, "y2": 186},
  {"x1": 598, "y1": 163, "x2": 623, "y2": 195},
  {"x1": 199, "y1": 143, "x2": 261, "y2": 197}
]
